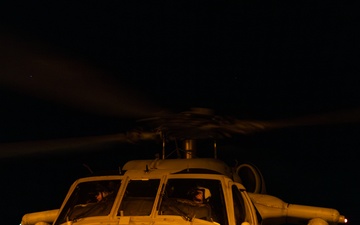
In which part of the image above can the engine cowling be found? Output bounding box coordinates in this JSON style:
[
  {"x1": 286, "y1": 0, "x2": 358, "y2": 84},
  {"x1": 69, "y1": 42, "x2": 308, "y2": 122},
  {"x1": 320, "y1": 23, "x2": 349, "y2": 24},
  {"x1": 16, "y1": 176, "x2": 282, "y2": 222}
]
[
  {"x1": 233, "y1": 163, "x2": 266, "y2": 194},
  {"x1": 248, "y1": 193, "x2": 347, "y2": 225},
  {"x1": 21, "y1": 209, "x2": 59, "y2": 225}
]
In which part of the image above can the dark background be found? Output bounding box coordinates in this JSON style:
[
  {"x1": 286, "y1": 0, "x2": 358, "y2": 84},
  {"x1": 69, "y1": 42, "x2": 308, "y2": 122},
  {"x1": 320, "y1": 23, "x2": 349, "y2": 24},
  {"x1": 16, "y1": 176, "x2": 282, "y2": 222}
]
[{"x1": 0, "y1": 1, "x2": 359, "y2": 224}]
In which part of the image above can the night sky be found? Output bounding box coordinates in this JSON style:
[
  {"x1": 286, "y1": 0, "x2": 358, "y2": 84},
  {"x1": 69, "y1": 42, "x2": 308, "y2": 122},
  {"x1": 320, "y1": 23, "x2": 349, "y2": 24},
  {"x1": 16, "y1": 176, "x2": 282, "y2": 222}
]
[{"x1": 1, "y1": 1, "x2": 359, "y2": 224}]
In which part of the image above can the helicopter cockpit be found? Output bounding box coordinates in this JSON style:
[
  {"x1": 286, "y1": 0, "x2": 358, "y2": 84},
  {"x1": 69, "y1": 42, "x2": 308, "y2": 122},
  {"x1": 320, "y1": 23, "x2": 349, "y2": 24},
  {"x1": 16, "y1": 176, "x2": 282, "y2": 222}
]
[{"x1": 53, "y1": 158, "x2": 256, "y2": 225}]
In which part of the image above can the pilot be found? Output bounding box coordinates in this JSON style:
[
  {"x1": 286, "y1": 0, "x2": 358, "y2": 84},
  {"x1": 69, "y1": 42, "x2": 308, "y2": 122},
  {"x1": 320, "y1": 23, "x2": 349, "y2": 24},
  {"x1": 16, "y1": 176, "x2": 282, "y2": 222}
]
[
  {"x1": 95, "y1": 190, "x2": 111, "y2": 202},
  {"x1": 185, "y1": 186, "x2": 213, "y2": 221},
  {"x1": 94, "y1": 184, "x2": 114, "y2": 202},
  {"x1": 191, "y1": 186, "x2": 211, "y2": 204},
  {"x1": 194, "y1": 187, "x2": 222, "y2": 223},
  {"x1": 161, "y1": 186, "x2": 213, "y2": 222}
]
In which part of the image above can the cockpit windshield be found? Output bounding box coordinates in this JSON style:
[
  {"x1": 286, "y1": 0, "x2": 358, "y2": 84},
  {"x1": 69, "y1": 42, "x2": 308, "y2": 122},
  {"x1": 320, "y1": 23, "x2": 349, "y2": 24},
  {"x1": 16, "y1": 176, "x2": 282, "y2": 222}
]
[
  {"x1": 54, "y1": 176, "x2": 228, "y2": 225},
  {"x1": 118, "y1": 179, "x2": 160, "y2": 216},
  {"x1": 54, "y1": 179, "x2": 121, "y2": 225}
]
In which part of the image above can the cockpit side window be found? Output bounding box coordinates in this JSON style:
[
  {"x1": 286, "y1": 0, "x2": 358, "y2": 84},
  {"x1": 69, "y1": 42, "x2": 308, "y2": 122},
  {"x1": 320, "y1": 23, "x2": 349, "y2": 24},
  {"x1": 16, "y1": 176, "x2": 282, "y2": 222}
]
[
  {"x1": 231, "y1": 185, "x2": 246, "y2": 225},
  {"x1": 118, "y1": 179, "x2": 160, "y2": 216},
  {"x1": 159, "y1": 178, "x2": 228, "y2": 225},
  {"x1": 54, "y1": 179, "x2": 121, "y2": 225}
]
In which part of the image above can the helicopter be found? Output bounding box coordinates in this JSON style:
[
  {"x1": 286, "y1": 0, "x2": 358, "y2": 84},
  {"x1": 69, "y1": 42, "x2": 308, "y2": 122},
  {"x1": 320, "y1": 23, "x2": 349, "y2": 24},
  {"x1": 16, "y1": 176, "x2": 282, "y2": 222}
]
[
  {"x1": 0, "y1": 35, "x2": 357, "y2": 225},
  {"x1": 10, "y1": 107, "x2": 352, "y2": 225}
]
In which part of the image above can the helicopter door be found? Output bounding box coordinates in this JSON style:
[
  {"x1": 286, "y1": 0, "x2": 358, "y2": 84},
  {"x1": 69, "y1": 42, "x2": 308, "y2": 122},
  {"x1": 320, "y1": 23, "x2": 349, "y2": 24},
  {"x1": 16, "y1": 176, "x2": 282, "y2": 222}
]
[
  {"x1": 231, "y1": 185, "x2": 246, "y2": 225},
  {"x1": 231, "y1": 184, "x2": 258, "y2": 225}
]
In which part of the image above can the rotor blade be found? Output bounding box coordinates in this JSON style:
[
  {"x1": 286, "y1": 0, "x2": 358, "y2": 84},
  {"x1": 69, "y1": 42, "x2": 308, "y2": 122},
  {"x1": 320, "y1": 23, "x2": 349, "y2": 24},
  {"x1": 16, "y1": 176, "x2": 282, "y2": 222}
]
[
  {"x1": 126, "y1": 107, "x2": 360, "y2": 139},
  {"x1": 0, "y1": 35, "x2": 166, "y2": 118},
  {"x1": 227, "y1": 108, "x2": 360, "y2": 134},
  {"x1": 0, "y1": 131, "x2": 159, "y2": 158}
]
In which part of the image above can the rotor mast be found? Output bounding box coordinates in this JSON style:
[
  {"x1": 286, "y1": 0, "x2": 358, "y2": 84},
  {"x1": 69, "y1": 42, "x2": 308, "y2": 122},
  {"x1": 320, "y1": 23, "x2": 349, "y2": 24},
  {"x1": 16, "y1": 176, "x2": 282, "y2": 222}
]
[{"x1": 183, "y1": 139, "x2": 196, "y2": 159}]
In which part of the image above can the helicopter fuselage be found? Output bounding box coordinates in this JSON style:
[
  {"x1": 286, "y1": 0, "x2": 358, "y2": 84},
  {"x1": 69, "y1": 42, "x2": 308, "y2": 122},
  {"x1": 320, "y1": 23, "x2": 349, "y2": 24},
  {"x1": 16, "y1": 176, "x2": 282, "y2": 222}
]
[{"x1": 21, "y1": 158, "x2": 347, "y2": 225}]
